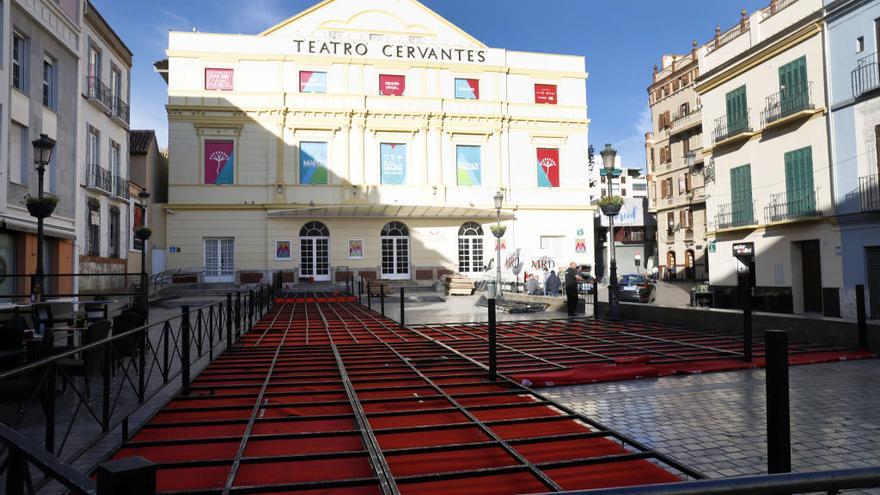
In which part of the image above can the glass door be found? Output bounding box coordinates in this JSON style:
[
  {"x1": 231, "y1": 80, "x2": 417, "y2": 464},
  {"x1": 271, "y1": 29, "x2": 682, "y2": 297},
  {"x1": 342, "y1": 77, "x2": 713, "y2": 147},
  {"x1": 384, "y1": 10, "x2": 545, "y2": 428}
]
[
  {"x1": 204, "y1": 238, "x2": 235, "y2": 283},
  {"x1": 300, "y1": 237, "x2": 330, "y2": 282}
]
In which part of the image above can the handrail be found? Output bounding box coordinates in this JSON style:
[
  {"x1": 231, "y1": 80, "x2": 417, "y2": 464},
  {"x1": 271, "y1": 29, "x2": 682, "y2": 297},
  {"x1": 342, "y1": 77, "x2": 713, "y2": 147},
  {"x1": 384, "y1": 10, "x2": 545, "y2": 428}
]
[
  {"x1": 0, "y1": 424, "x2": 96, "y2": 494},
  {"x1": 556, "y1": 467, "x2": 880, "y2": 494}
]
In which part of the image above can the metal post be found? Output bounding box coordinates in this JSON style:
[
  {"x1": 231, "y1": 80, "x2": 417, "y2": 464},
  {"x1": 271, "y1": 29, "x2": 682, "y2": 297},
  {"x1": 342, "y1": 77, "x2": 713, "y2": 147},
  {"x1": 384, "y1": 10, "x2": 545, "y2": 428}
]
[
  {"x1": 34, "y1": 163, "x2": 46, "y2": 303},
  {"x1": 380, "y1": 284, "x2": 385, "y2": 317},
  {"x1": 766, "y1": 329, "x2": 791, "y2": 474},
  {"x1": 248, "y1": 289, "x2": 255, "y2": 332},
  {"x1": 488, "y1": 284, "x2": 497, "y2": 381},
  {"x1": 44, "y1": 362, "x2": 56, "y2": 452},
  {"x1": 235, "y1": 292, "x2": 242, "y2": 338},
  {"x1": 181, "y1": 306, "x2": 191, "y2": 395},
  {"x1": 96, "y1": 457, "x2": 157, "y2": 495},
  {"x1": 208, "y1": 305, "x2": 214, "y2": 360},
  {"x1": 856, "y1": 284, "x2": 868, "y2": 350},
  {"x1": 102, "y1": 341, "x2": 111, "y2": 432},
  {"x1": 226, "y1": 292, "x2": 233, "y2": 346},
  {"x1": 593, "y1": 278, "x2": 599, "y2": 319},
  {"x1": 196, "y1": 309, "x2": 204, "y2": 355},
  {"x1": 743, "y1": 287, "x2": 753, "y2": 361},
  {"x1": 367, "y1": 282, "x2": 372, "y2": 310},
  {"x1": 137, "y1": 326, "x2": 146, "y2": 403},
  {"x1": 358, "y1": 280, "x2": 363, "y2": 306},
  {"x1": 400, "y1": 287, "x2": 405, "y2": 327},
  {"x1": 608, "y1": 214, "x2": 619, "y2": 319},
  {"x1": 162, "y1": 321, "x2": 169, "y2": 384}
]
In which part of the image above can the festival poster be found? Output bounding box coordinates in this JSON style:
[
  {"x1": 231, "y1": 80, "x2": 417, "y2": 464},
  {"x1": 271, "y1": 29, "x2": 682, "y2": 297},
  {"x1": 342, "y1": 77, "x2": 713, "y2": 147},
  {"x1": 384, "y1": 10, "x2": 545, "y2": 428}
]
[
  {"x1": 380, "y1": 143, "x2": 407, "y2": 185},
  {"x1": 537, "y1": 148, "x2": 560, "y2": 188},
  {"x1": 575, "y1": 238, "x2": 587, "y2": 254},
  {"x1": 348, "y1": 240, "x2": 364, "y2": 260},
  {"x1": 299, "y1": 71, "x2": 327, "y2": 93},
  {"x1": 205, "y1": 68, "x2": 234, "y2": 91},
  {"x1": 299, "y1": 141, "x2": 328, "y2": 185},
  {"x1": 204, "y1": 140, "x2": 234, "y2": 185},
  {"x1": 454, "y1": 78, "x2": 480, "y2": 99},
  {"x1": 275, "y1": 240, "x2": 292, "y2": 260},
  {"x1": 456, "y1": 145, "x2": 482, "y2": 186},
  {"x1": 534, "y1": 83, "x2": 558, "y2": 104},
  {"x1": 379, "y1": 74, "x2": 406, "y2": 96}
]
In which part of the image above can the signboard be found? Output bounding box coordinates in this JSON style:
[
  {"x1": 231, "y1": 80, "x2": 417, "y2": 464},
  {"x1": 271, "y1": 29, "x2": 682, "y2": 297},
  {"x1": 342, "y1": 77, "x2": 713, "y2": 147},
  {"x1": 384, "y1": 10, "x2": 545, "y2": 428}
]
[
  {"x1": 379, "y1": 74, "x2": 405, "y2": 96},
  {"x1": 275, "y1": 241, "x2": 292, "y2": 260},
  {"x1": 205, "y1": 68, "x2": 234, "y2": 91},
  {"x1": 299, "y1": 141, "x2": 328, "y2": 185},
  {"x1": 299, "y1": 71, "x2": 327, "y2": 93},
  {"x1": 204, "y1": 140, "x2": 234, "y2": 185},
  {"x1": 536, "y1": 148, "x2": 559, "y2": 188},
  {"x1": 454, "y1": 78, "x2": 480, "y2": 99},
  {"x1": 534, "y1": 84, "x2": 558, "y2": 104},
  {"x1": 292, "y1": 39, "x2": 487, "y2": 64},
  {"x1": 733, "y1": 242, "x2": 755, "y2": 257},
  {"x1": 455, "y1": 145, "x2": 481, "y2": 186},
  {"x1": 709, "y1": 241, "x2": 716, "y2": 253},
  {"x1": 380, "y1": 143, "x2": 407, "y2": 185},
  {"x1": 599, "y1": 198, "x2": 645, "y2": 227}
]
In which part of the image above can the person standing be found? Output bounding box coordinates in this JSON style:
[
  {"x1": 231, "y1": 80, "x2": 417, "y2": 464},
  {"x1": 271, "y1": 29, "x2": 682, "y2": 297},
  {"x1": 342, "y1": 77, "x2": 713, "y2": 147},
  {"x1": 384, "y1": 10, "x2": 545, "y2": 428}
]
[
  {"x1": 564, "y1": 262, "x2": 584, "y2": 317},
  {"x1": 541, "y1": 267, "x2": 550, "y2": 295}
]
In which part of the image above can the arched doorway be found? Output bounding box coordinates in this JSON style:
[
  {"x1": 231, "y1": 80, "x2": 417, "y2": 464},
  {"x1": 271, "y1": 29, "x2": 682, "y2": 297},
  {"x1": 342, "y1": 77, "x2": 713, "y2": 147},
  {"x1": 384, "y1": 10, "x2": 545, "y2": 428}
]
[
  {"x1": 666, "y1": 251, "x2": 677, "y2": 281},
  {"x1": 458, "y1": 222, "x2": 484, "y2": 275},
  {"x1": 381, "y1": 221, "x2": 410, "y2": 280},
  {"x1": 685, "y1": 249, "x2": 695, "y2": 281},
  {"x1": 300, "y1": 221, "x2": 330, "y2": 282}
]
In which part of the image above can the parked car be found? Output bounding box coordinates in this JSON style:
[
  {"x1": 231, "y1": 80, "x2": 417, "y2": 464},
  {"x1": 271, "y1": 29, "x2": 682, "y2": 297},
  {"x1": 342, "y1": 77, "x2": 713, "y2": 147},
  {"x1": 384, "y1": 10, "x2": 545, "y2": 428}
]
[{"x1": 615, "y1": 274, "x2": 656, "y2": 303}]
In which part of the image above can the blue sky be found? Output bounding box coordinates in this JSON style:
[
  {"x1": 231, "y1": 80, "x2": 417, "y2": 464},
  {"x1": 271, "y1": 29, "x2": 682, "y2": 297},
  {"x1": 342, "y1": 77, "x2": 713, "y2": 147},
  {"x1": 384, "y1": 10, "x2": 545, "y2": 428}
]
[{"x1": 93, "y1": 0, "x2": 769, "y2": 170}]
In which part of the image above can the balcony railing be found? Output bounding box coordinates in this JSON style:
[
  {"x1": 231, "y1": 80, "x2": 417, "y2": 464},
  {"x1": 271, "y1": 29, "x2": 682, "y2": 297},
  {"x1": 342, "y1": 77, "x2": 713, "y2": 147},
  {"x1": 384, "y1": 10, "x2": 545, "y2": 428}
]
[
  {"x1": 86, "y1": 76, "x2": 130, "y2": 124},
  {"x1": 114, "y1": 97, "x2": 130, "y2": 124},
  {"x1": 852, "y1": 51, "x2": 880, "y2": 99},
  {"x1": 114, "y1": 177, "x2": 130, "y2": 199},
  {"x1": 669, "y1": 106, "x2": 702, "y2": 134},
  {"x1": 764, "y1": 188, "x2": 820, "y2": 223},
  {"x1": 859, "y1": 174, "x2": 880, "y2": 212},
  {"x1": 86, "y1": 164, "x2": 128, "y2": 199},
  {"x1": 761, "y1": 81, "x2": 814, "y2": 127},
  {"x1": 713, "y1": 112, "x2": 752, "y2": 144},
  {"x1": 716, "y1": 199, "x2": 756, "y2": 229}
]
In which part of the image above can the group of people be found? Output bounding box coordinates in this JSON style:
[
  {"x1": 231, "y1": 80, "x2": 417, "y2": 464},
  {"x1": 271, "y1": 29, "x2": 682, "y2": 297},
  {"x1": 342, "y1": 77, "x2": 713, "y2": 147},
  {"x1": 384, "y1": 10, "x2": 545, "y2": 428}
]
[{"x1": 524, "y1": 262, "x2": 588, "y2": 317}]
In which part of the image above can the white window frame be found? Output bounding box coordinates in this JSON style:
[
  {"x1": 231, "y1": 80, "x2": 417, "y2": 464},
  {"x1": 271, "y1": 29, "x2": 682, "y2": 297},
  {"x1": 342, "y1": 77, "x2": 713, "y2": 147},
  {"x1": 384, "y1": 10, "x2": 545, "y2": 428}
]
[
  {"x1": 12, "y1": 32, "x2": 28, "y2": 92},
  {"x1": 42, "y1": 55, "x2": 57, "y2": 110}
]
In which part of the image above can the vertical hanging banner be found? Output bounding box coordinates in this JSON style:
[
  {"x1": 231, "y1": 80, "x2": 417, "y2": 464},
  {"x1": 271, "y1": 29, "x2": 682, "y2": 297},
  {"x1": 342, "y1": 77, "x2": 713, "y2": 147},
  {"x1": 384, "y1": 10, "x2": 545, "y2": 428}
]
[
  {"x1": 205, "y1": 68, "x2": 234, "y2": 91},
  {"x1": 379, "y1": 74, "x2": 406, "y2": 96},
  {"x1": 299, "y1": 71, "x2": 327, "y2": 93},
  {"x1": 205, "y1": 140, "x2": 234, "y2": 185},
  {"x1": 380, "y1": 143, "x2": 407, "y2": 185},
  {"x1": 537, "y1": 148, "x2": 560, "y2": 188},
  {"x1": 299, "y1": 141, "x2": 328, "y2": 184},
  {"x1": 454, "y1": 78, "x2": 480, "y2": 99},
  {"x1": 534, "y1": 84, "x2": 558, "y2": 104},
  {"x1": 456, "y1": 145, "x2": 482, "y2": 186}
]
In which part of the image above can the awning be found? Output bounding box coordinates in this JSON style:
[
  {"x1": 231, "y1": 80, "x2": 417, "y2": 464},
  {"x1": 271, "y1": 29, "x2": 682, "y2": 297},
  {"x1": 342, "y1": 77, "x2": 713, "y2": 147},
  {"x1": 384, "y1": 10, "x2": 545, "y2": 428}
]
[
  {"x1": 267, "y1": 204, "x2": 516, "y2": 220},
  {"x1": 2, "y1": 217, "x2": 76, "y2": 240}
]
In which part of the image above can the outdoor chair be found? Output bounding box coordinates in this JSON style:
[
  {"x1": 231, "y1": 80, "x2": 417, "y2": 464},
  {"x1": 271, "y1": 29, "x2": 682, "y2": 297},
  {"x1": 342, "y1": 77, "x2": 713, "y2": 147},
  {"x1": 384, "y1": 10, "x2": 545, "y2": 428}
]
[
  {"x1": 0, "y1": 316, "x2": 28, "y2": 371},
  {"x1": 83, "y1": 302, "x2": 109, "y2": 323},
  {"x1": 59, "y1": 319, "x2": 111, "y2": 397},
  {"x1": 0, "y1": 328, "x2": 56, "y2": 412},
  {"x1": 111, "y1": 311, "x2": 142, "y2": 374},
  {"x1": 33, "y1": 303, "x2": 54, "y2": 336}
]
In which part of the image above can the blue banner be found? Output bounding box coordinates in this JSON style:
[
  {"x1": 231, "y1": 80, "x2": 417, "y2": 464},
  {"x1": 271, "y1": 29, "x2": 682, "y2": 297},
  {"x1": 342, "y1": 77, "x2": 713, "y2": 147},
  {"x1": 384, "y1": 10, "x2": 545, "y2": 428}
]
[
  {"x1": 456, "y1": 145, "x2": 481, "y2": 186},
  {"x1": 380, "y1": 143, "x2": 407, "y2": 185},
  {"x1": 299, "y1": 142, "x2": 328, "y2": 185}
]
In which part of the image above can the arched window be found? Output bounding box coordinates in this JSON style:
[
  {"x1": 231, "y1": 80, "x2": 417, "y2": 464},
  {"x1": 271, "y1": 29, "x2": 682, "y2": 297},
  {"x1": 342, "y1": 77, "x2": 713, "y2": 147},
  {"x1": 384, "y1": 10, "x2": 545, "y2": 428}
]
[
  {"x1": 299, "y1": 221, "x2": 330, "y2": 281},
  {"x1": 300, "y1": 221, "x2": 329, "y2": 237},
  {"x1": 380, "y1": 222, "x2": 410, "y2": 279},
  {"x1": 458, "y1": 222, "x2": 484, "y2": 274}
]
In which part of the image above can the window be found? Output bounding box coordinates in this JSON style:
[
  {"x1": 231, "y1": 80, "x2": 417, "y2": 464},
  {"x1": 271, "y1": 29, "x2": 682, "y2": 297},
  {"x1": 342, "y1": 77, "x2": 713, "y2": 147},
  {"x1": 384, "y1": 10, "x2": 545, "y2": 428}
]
[
  {"x1": 42, "y1": 57, "x2": 56, "y2": 110},
  {"x1": 666, "y1": 212, "x2": 675, "y2": 231},
  {"x1": 678, "y1": 175, "x2": 685, "y2": 194},
  {"x1": 665, "y1": 177, "x2": 673, "y2": 197},
  {"x1": 725, "y1": 85, "x2": 748, "y2": 134},
  {"x1": 621, "y1": 188, "x2": 627, "y2": 196},
  {"x1": 784, "y1": 146, "x2": 816, "y2": 216},
  {"x1": 730, "y1": 164, "x2": 754, "y2": 225},
  {"x1": 110, "y1": 141, "x2": 121, "y2": 195},
  {"x1": 685, "y1": 173, "x2": 692, "y2": 192},
  {"x1": 87, "y1": 45, "x2": 100, "y2": 97},
  {"x1": 12, "y1": 34, "x2": 27, "y2": 91},
  {"x1": 778, "y1": 56, "x2": 808, "y2": 114},
  {"x1": 857, "y1": 36, "x2": 865, "y2": 53},
  {"x1": 87, "y1": 200, "x2": 101, "y2": 256},
  {"x1": 458, "y1": 222, "x2": 484, "y2": 274},
  {"x1": 109, "y1": 207, "x2": 120, "y2": 258},
  {"x1": 455, "y1": 78, "x2": 480, "y2": 99},
  {"x1": 87, "y1": 126, "x2": 99, "y2": 166},
  {"x1": 299, "y1": 71, "x2": 327, "y2": 93},
  {"x1": 9, "y1": 123, "x2": 27, "y2": 185},
  {"x1": 110, "y1": 67, "x2": 121, "y2": 112},
  {"x1": 534, "y1": 84, "x2": 557, "y2": 104},
  {"x1": 379, "y1": 74, "x2": 405, "y2": 96}
]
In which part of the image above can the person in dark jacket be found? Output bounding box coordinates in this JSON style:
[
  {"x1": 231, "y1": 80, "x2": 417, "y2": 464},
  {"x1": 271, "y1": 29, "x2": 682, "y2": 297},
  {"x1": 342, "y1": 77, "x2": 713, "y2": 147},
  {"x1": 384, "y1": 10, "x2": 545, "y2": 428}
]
[
  {"x1": 545, "y1": 270, "x2": 561, "y2": 296},
  {"x1": 564, "y1": 262, "x2": 584, "y2": 316}
]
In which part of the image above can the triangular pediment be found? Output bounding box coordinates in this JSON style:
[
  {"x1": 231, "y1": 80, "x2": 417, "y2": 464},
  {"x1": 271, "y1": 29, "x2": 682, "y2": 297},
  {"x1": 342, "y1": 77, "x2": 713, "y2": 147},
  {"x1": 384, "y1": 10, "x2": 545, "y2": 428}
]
[{"x1": 261, "y1": 0, "x2": 485, "y2": 48}]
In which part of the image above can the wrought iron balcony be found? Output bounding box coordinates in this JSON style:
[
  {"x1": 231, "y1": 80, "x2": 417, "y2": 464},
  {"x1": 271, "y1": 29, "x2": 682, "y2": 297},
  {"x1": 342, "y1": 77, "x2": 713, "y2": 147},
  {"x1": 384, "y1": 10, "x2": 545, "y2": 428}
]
[
  {"x1": 761, "y1": 82, "x2": 814, "y2": 127},
  {"x1": 860, "y1": 174, "x2": 880, "y2": 212},
  {"x1": 669, "y1": 105, "x2": 702, "y2": 135},
  {"x1": 113, "y1": 177, "x2": 130, "y2": 199},
  {"x1": 113, "y1": 97, "x2": 130, "y2": 125},
  {"x1": 713, "y1": 112, "x2": 752, "y2": 144},
  {"x1": 716, "y1": 199, "x2": 756, "y2": 229},
  {"x1": 764, "y1": 189, "x2": 820, "y2": 223},
  {"x1": 86, "y1": 163, "x2": 113, "y2": 194},
  {"x1": 852, "y1": 51, "x2": 880, "y2": 99},
  {"x1": 86, "y1": 76, "x2": 113, "y2": 111}
]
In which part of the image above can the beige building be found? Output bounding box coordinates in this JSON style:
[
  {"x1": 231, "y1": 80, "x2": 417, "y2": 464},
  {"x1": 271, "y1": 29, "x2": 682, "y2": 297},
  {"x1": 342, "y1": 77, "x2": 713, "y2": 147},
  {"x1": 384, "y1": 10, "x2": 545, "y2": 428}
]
[
  {"x1": 157, "y1": 0, "x2": 594, "y2": 285},
  {"x1": 646, "y1": 44, "x2": 708, "y2": 282}
]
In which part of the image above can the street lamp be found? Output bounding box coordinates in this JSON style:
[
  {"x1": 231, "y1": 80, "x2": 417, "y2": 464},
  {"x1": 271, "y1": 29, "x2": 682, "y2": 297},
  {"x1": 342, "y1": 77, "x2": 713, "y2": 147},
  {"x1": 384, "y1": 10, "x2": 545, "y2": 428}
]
[
  {"x1": 599, "y1": 143, "x2": 620, "y2": 318},
  {"x1": 30, "y1": 134, "x2": 56, "y2": 303},
  {"x1": 135, "y1": 190, "x2": 151, "y2": 316},
  {"x1": 492, "y1": 190, "x2": 505, "y2": 298}
]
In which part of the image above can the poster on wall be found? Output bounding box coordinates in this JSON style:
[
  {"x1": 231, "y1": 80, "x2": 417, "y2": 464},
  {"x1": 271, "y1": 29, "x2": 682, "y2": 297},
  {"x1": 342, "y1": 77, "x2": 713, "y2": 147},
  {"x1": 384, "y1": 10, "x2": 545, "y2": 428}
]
[
  {"x1": 380, "y1": 143, "x2": 407, "y2": 185},
  {"x1": 537, "y1": 148, "x2": 560, "y2": 188},
  {"x1": 454, "y1": 78, "x2": 480, "y2": 99},
  {"x1": 456, "y1": 145, "x2": 482, "y2": 186},
  {"x1": 205, "y1": 68, "x2": 234, "y2": 91},
  {"x1": 534, "y1": 84, "x2": 558, "y2": 104},
  {"x1": 275, "y1": 240, "x2": 292, "y2": 260},
  {"x1": 204, "y1": 140, "x2": 234, "y2": 185},
  {"x1": 299, "y1": 71, "x2": 327, "y2": 93},
  {"x1": 299, "y1": 142, "x2": 328, "y2": 184},
  {"x1": 379, "y1": 74, "x2": 406, "y2": 96},
  {"x1": 575, "y1": 238, "x2": 587, "y2": 254},
  {"x1": 132, "y1": 205, "x2": 145, "y2": 250},
  {"x1": 348, "y1": 240, "x2": 364, "y2": 260}
]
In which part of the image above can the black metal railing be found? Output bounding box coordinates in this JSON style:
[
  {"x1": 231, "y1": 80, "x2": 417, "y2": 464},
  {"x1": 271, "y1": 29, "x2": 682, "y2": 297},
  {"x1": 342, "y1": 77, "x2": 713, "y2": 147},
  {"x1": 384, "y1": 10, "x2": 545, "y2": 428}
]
[
  {"x1": 852, "y1": 51, "x2": 880, "y2": 98},
  {"x1": 859, "y1": 173, "x2": 880, "y2": 212},
  {"x1": 716, "y1": 199, "x2": 756, "y2": 229},
  {"x1": 113, "y1": 177, "x2": 130, "y2": 199},
  {"x1": 85, "y1": 76, "x2": 113, "y2": 111},
  {"x1": 86, "y1": 164, "x2": 112, "y2": 194},
  {"x1": 713, "y1": 112, "x2": 751, "y2": 143},
  {"x1": 761, "y1": 81, "x2": 814, "y2": 126},
  {"x1": 113, "y1": 97, "x2": 129, "y2": 124},
  {"x1": 764, "y1": 188, "x2": 820, "y2": 223}
]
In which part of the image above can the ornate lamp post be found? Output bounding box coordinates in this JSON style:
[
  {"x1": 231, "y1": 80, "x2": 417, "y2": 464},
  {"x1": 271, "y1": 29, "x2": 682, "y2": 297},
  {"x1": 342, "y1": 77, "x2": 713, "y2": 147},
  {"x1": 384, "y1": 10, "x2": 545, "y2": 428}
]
[
  {"x1": 28, "y1": 134, "x2": 56, "y2": 303},
  {"x1": 135, "y1": 190, "x2": 152, "y2": 314},
  {"x1": 599, "y1": 144, "x2": 620, "y2": 318},
  {"x1": 492, "y1": 190, "x2": 505, "y2": 298}
]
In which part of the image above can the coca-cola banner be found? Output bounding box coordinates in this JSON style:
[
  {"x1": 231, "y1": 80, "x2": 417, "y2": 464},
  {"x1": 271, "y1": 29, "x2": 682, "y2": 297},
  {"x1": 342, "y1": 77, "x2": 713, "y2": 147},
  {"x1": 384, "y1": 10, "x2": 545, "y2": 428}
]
[
  {"x1": 379, "y1": 74, "x2": 405, "y2": 96},
  {"x1": 537, "y1": 148, "x2": 559, "y2": 188},
  {"x1": 454, "y1": 78, "x2": 480, "y2": 99},
  {"x1": 205, "y1": 68, "x2": 234, "y2": 91},
  {"x1": 534, "y1": 84, "x2": 558, "y2": 105},
  {"x1": 205, "y1": 140, "x2": 234, "y2": 185}
]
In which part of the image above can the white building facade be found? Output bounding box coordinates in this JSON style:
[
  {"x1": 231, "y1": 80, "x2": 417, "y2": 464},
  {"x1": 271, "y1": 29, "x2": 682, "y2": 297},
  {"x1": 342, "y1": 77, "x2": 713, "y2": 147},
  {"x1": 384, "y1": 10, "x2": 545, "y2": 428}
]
[{"x1": 160, "y1": 0, "x2": 594, "y2": 285}]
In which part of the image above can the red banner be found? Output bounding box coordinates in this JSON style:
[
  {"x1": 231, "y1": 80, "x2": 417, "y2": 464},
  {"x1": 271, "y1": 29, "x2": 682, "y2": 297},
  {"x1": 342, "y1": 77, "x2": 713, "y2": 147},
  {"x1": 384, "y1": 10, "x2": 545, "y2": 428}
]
[
  {"x1": 534, "y1": 84, "x2": 558, "y2": 105},
  {"x1": 205, "y1": 68, "x2": 234, "y2": 91},
  {"x1": 537, "y1": 148, "x2": 560, "y2": 188},
  {"x1": 379, "y1": 74, "x2": 406, "y2": 96}
]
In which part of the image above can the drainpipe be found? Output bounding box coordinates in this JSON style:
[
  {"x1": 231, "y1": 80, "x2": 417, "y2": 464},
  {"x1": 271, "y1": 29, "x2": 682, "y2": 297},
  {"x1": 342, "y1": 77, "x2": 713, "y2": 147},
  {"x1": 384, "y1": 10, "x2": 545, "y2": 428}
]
[{"x1": 820, "y1": 15, "x2": 837, "y2": 218}]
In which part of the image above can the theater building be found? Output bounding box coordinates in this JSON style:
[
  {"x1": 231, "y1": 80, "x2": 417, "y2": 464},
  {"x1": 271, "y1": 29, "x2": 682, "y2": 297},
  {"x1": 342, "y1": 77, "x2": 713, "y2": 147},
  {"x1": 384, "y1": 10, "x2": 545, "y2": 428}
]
[{"x1": 158, "y1": 0, "x2": 593, "y2": 284}]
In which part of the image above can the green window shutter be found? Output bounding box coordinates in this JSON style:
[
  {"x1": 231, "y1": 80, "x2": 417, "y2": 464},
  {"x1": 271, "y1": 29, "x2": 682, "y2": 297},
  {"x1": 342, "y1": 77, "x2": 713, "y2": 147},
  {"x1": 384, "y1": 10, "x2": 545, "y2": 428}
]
[
  {"x1": 784, "y1": 146, "x2": 815, "y2": 217},
  {"x1": 779, "y1": 56, "x2": 807, "y2": 115},
  {"x1": 730, "y1": 164, "x2": 753, "y2": 225},
  {"x1": 726, "y1": 86, "x2": 748, "y2": 134}
]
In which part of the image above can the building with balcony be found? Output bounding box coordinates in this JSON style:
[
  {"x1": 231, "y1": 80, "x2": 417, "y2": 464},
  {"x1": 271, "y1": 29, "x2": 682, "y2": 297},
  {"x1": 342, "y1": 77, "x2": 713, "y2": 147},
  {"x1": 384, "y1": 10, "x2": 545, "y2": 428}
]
[
  {"x1": 127, "y1": 130, "x2": 168, "y2": 277},
  {"x1": 697, "y1": 0, "x2": 842, "y2": 315},
  {"x1": 75, "y1": 1, "x2": 132, "y2": 291},
  {"x1": 157, "y1": 0, "x2": 594, "y2": 285},
  {"x1": 0, "y1": 0, "x2": 82, "y2": 298},
  {"x1": 825, "y1": 0, "x2": 880, "y2": 320},
  {"x1": 646, "y1": 45, "x2": 709, "y2": 281}
]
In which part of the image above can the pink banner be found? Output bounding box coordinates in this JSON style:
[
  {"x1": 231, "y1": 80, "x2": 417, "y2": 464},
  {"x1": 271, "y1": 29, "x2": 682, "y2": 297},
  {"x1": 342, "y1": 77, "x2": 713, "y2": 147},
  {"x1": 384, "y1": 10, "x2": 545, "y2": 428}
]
[
  {"x1": 205, "y1": 68, "x2": 234, "y2": 91},
  {"x1": 379, "y1": 74, "x2": 406, "y2": 96}
]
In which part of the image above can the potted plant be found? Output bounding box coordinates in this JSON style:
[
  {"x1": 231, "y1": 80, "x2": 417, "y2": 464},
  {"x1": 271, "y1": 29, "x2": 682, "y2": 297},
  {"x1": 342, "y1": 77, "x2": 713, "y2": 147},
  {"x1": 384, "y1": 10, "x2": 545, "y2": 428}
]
[
  {"x1": 490, "y1": 224, "x2": 507, "y2": 239},
  {"x1": 598, "y1": 195, "x2": 624, "y2": 217},
  {"x1": 134, "y1": 226, "x2": 153, "y2": 241},
  {"x1": 25, "y1": 195, "x2": 58, "y2": 219}
]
